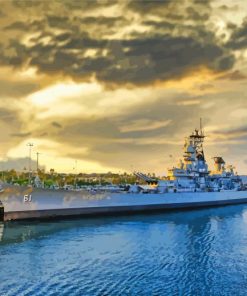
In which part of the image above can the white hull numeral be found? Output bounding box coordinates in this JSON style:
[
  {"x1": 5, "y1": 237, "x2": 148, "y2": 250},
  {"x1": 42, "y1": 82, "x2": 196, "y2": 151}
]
[{"x1": 23, "y1": 195, "x2": 32, "y2": 202}]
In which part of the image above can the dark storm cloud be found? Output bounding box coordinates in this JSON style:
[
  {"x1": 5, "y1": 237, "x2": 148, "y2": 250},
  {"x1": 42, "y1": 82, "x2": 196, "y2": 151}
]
[
  {"x1": 0, "y1": 0, "x2": 237, "y2": 86},
  {"x1": 185, "y1": 6, "x2": 210, "y2": 22},
  {"x1": 76, "y1": 16, "x2": 125, "y2": 26},
  {"x1": 134, "y1": 20, "x2": 216, "y2": 43},
  {"x1": 4, "y1": 20, "x2": 45, "y2": 32},
  {"x1": 128, "y1": 0, "x2": 211, "y2": 20},
  {"x1": 11, "y1": 0, "x2": 44, "y2": 8},
  {"x1": 55, "y1": 32, "x2": 72, "y2": 42},
  {"x1": 0, "y1": 40, "x2": 28, "y2": 68},
  {"x1": 63, "y1": 34, "x2": 107, "y2": 49},
  {"x1": 90, "y1": 34, "x2": 233, "y2": 86},
  {"x1": 46, "y1": 15, "x2": 69, "y2": 28},
  {"x1": 227, "y1": 18, "x2": 247, "y2": 50},
  {"x1": 4, "y1": 21, "x2": 30, "y2": 31},
  {"x1": 143, "y1": 20, "x2": 176, "y2": 31},
  {"x1": 62, "y1": 0, "x2": 117, "y2": 10},
  {"x1": 16, "y1": 33, "x2": 233, "y2": 86},
  {"x1": 127, "y1": 0, "x2": 173, "y2": 14}
]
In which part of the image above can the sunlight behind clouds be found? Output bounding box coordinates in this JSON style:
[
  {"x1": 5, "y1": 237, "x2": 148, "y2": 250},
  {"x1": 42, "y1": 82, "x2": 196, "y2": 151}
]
[
  {"x1": 0, "y1": 0, "x2": 247, "y2": 174},
  {"x1": 28, "y1": 82, "x2": 101, "y2": 107}
]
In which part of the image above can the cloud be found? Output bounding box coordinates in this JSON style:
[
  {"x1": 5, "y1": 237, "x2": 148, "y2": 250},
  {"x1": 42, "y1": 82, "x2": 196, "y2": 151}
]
[
  {"x1": 75, "y1": 16, "x2": 125, "y2": 27},
  {"x1": 0, "y1": 0, "x2": 247, "y2": 174},
  {"x1": 0, "y1": 79, "x2": 39, "y2": 97},
  {"x1": 218, "y1": 70, "x2": 246, "y2": 80},
  {"x1": 211, "y1": 126, "x2": 247, "y2": 140},
  {"x1": 23, "y1": 92, "x2": 200, "y2": 171},
  {"x1": 176, "y1": 99, "x2": 201, "y2": 106},
  {"x1": 51, "y1": 122, "x2": 62, "y2": 128},
  {"x1": 0, "y1": 157, "x2": 39, "y2": 171},
  {"x1": 4, "y1": 21, "x2": 30, "y2": 31},
  {"x1": 61, "y1": 0, "x2": 117, "y2": 11},
  {"x1": 11, "y1": 0, "x2": 44, "y2": 8},
  {"x1": 128, "y1": 0, "x2": 211, "y2": 19},
  {"x1": 218, "y1": 5, "x2": 239, "y2": 11},
  {"x1": 96, "y1": 35, "x2": 234, "y2": 86},
  {"x1": 226, "y1": 18, "x2": 247, "y2": 50},
  {"x1": 120, "y1": 119, "x2": 172, "y2": 132},
  {"x1": 198, "y1": 83, "x2": 215, "y2": 91},
  {"x1": 10, "y1": 132, "x2": 32, "y2": 138},
  {"x1": 2, "y1": 84, "x2": 247, "y2": 173},
  {"x1": 127, "y1": 0, "x2": 173, "y2": 14},
  {"x1": 0, "y1": 9, "x2": 5, "y2": 17},
  {"x1": 5, "y1": 137, "x2": 113, "y2": 173},
  {"x1": 0, "y1": 107, "x2": 18, "y2": 122},
  {"x1": 27, "y1": 85, "x2": 247, "y2": 173},
  {"x1": 0, "y1": 107, "x2": 33, "y2": 159},
  {"x1": 0, "y1": 0, "x2": 235, "y2": 88}
]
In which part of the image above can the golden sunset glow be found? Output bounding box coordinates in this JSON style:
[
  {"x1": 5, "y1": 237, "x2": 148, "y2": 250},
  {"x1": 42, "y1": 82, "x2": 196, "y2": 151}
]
[{"x1": 0, "y1": 0, "x2": 247, "y2": 174}]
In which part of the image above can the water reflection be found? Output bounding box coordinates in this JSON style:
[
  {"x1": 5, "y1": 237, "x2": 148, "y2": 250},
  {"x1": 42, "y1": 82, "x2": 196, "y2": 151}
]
[
  {"x1": 0, "y1": 222, "x2": 3, "y2": 241},
  {"x1": 1, "y1": 204, "x2": 247, "y2": 245},
  {"x1": 1, "y1": 205, "x2": 247, "y2": 295}
]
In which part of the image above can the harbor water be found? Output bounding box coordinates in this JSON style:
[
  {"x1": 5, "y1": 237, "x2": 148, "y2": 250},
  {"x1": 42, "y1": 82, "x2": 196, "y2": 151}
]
[{"x1": 1, "y1": 205, "x2": 247, "y2": 296}]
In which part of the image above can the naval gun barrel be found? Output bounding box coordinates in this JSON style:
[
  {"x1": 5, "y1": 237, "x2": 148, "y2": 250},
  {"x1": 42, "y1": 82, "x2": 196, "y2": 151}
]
[{"x1": 134, "y1": 172, "x2": 157, "y2": 183}]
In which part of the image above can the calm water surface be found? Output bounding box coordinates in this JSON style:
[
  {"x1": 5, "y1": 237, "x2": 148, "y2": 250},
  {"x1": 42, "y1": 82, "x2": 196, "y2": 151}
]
[{"x1": 1, "y1": 206, "x2": 247, "y2": 296}]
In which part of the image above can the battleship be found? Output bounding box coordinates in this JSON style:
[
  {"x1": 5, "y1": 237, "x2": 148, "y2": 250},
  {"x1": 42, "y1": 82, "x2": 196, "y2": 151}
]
[{"x1": 0, "y1": 124, "x2": 247, "y2": 221}]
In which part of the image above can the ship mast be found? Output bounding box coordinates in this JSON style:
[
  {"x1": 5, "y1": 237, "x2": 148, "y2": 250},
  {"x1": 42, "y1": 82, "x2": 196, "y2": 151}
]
[
  {"x1": 200, "y1": 117, "x2": 203, "y2": 137},
  {"x1": 198, "y1": 117, "x2": 205, "y2": 160},
  {"x1": 186, "y1": 119, "x2": 205, "y2": 162}
]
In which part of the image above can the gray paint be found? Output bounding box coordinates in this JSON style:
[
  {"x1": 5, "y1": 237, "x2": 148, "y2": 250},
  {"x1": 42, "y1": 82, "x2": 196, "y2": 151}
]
[
  {"x1": 2, "y1": 185, "x2": 247, "y2": 221},
  {"x1": 3, "y1": 196, "x2": 247, "y2": 221}
]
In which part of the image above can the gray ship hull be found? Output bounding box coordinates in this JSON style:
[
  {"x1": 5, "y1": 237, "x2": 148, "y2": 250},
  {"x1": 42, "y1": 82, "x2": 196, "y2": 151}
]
[{"x1": 1, "y1": 185, "x2": 247, "y2": 221}]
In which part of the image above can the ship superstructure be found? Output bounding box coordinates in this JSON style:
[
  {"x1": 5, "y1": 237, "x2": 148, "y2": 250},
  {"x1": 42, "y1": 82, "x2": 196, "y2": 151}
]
[
  {"x1": 146, "y1": 125, "x2": 242, "y2": 194},
  {"x1": 166, "y1": 127, "x2": 208, "y2": 192},
  {"x1": 133, "y1": 124, "x2": 242, "y2": 193}
]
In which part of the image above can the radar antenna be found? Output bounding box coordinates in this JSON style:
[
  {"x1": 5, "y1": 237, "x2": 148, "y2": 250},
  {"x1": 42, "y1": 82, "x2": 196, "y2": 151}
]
[{"x1": 200, "y1": 117, "x2": 204, "y2": 136}]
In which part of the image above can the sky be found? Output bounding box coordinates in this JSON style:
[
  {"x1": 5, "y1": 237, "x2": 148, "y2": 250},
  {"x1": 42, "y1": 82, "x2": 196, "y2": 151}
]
[{"x1": 0, "y1": 0, "x2": 247, "y2": 175}]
